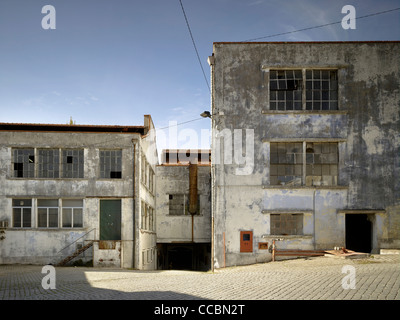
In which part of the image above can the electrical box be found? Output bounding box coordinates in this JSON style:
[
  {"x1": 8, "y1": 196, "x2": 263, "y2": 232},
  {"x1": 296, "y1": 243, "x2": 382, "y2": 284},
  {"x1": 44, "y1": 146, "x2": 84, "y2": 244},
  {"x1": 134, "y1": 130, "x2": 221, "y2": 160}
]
[{"x1": 240, "y1": 231, "x2": 253, "y2": 252}]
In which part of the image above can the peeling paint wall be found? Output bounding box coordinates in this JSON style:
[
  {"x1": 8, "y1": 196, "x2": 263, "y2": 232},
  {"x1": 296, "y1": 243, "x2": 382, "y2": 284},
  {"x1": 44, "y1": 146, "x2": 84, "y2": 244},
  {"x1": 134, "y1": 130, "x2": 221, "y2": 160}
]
[{"x1": 211, "y1": 42, "x2": 400, "y2": 267}]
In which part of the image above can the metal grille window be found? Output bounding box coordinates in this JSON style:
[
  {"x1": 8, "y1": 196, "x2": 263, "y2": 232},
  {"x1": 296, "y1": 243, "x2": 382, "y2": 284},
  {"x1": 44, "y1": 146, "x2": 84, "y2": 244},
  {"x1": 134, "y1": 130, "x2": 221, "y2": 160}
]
[
  {"x1": 306, "y1": 70, "x2": 338, "y2": 110},
  {"x1": 306, "y1": 142, "x2": 338, "y2": 186},
  {"x1": 62, "y1": 149, "x2": 84, "y2": 178},
  {"x1": 12, "y1": 199, "x2": 32, "y2": 228},
  {"x1": 270, "y1": 70, "x2": 303, "y2": 111},
  {"x1": 38, "y1": 199, "x2": 59, "y2": 228},
  {"x1": 13, "y1": 149, "x2": 35, "y2": 178},
  {"x1": 62, "y1": 199, "x2": 83, "y2": 228},
  {"x1": 270, "y1": 143, "x2": 303, "y2": 186},
  {"x1": 38, "y1": 149, "x2": 60, "y2": 178},
  {"x1": 100, "y1": 150, "x2": 122, "y2": 179},
  {"x1": 270, "y1": 214, "x2": 303, "y2": 235}
]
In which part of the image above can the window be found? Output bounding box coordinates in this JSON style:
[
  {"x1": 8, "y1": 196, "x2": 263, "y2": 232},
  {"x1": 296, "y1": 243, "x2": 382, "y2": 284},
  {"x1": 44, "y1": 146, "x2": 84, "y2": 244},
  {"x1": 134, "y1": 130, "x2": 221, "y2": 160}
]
[
  {"x1": 13, "y1": 149, "x2": 35, "y2": 178},
  {"x1": 38, "y1": 149, "x2": 60, "y2": 178},
  {"x1": 12, "y1": 199, "x2": 32, "y2": 228},
  {"x1": 305, "y1": 142, "x2": 338, "y2": 186},
  {"x1": 270, "y1": 143, "x2": 303, "y2": 186},
  {"x1": 270, "y1": 214, "x2": 303, "y2": 235},
  {"x1": 62, "y1": 149, "x2": 84, "y2": 178},
  {"x1": 270, "y1": 70, "x2": 303, "y2": 111},
  {"x1": 270, "y1": 142, "x2": 338, "y2": 186},
  {"x1": 168, "y1": 194, "x2": 200, "y2": 215},
  {"x1": 62, "y1": 199, "x2": 83, "y2": 228},
  {"x1": 269, "y1": 69, "x2": 338, "y2": 111},
  {"x1": 100, "y1": 150, "x2": 122, "y2": 179},
  {"x1": 306, "y1": 70, "x2": 338, "y2": 110},
  {"x1": 38, "y1": 199, "x2": 59, "y2": 228}
]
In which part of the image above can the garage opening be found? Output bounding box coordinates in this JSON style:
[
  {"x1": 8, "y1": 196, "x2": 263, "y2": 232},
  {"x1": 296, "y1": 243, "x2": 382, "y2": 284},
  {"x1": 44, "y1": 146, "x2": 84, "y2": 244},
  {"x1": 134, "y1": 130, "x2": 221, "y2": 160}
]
[
  {"x1": 345, "y1": 214, "x2": 372, "y2": 253},
  {"x1": 157, "y1": 243, "x2": 211, "y2": 271}
]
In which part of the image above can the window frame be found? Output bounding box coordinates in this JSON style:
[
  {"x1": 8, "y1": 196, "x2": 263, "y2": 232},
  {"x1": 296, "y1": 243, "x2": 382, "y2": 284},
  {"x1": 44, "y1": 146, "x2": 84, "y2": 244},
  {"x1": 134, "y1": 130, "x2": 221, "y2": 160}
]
[
  {"x1": 12, "y1": 199, "x2": 32, "y2": 228},
  {"x1": 267, "y1": 68, "x2": 339, "y2": 112},
  {"x1": 37, "y1": 199, "x2": 59, "y2": 229},
  {"x1": 99, "y1": 149, "x2": 122, "y2": 179},
  {"x1": 270, "y1": 213, "x2": 304, "y2": 236},
  {"x1": 269, "y1": 141, "x2": 339, "y2": 187},
  {"x1": 61, "y1": 199, "x2": 84, "y2": 228}
]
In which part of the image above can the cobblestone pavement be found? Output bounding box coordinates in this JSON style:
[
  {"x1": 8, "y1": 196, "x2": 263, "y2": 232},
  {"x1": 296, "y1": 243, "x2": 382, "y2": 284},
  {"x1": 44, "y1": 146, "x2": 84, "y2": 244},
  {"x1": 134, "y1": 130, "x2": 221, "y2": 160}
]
[{"x1": 0, "y1": 255, "x2": 399, "y2": 300}]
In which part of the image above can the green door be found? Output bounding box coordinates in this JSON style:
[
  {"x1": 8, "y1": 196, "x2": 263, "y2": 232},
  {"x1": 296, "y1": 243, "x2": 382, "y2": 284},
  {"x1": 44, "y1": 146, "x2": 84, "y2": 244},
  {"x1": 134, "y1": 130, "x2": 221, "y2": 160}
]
[{"x1": 100, "y1": 200, "x2": 121, "y2": 240}]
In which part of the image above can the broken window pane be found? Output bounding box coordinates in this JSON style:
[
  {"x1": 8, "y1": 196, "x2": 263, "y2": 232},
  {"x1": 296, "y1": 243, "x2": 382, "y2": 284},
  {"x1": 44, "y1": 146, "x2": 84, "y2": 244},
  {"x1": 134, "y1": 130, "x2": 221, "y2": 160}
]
[
  {"x1": 13, "y1": 149, "x2": 35, "y2": 178},
  {"x1": 269, "y1": 70, "x2": 303, "y2": 111},
  {"x1": 100, "y1": 150, "x2": 122, "y2": 179}
]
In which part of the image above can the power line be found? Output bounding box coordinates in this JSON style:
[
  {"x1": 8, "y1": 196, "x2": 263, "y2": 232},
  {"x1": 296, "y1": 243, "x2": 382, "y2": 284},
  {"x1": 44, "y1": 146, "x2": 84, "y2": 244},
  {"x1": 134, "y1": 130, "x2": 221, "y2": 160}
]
[
  {"x1": 156, "y1": 117, "x2": 204, "y2": 131},
  {"x1": 242, "y1": 7, "x2": 400, "y2": 42},
  {"x1": 179, "y1": 0, "x2": 211, "y2": 93}
]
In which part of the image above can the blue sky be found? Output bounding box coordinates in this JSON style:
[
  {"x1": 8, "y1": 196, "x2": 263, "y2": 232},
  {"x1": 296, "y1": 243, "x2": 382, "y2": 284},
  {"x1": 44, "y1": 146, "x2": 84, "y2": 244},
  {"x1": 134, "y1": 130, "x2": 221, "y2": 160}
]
[{"x1": 0, "y1": 0, "x2": 399, "y2": 151}]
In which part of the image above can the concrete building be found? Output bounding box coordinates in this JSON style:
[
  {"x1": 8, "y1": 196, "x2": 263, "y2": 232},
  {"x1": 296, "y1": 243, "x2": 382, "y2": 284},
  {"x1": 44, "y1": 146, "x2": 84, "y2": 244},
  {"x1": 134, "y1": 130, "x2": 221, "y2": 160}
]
[
  {"x1": 208, "y1": 41, "x2": 400, "y2": 268},
  {"x1": 0, "y1": 115, "x2": 158, "y2": 269},
  {"x1": 156, "y1": 149, "x2": 211, "y2": 270}
]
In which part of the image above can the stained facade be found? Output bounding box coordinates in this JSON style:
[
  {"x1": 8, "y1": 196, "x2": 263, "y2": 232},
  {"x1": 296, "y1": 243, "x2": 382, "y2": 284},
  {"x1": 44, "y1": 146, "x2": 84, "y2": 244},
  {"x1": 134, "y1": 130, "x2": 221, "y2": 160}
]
[{"x1": 209, "y1": 41, "x2": 400, "y2": 267}]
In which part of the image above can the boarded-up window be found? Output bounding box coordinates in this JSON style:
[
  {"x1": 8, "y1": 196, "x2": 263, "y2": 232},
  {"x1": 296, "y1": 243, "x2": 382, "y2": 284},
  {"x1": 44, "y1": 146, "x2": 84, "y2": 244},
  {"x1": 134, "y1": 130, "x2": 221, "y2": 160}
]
[
  {"x1": 168, "y1": 194, "x2": 200, "y2": 215},
  {"x1": 270, "y1": 214, "x2": 303, "y2": 235}
]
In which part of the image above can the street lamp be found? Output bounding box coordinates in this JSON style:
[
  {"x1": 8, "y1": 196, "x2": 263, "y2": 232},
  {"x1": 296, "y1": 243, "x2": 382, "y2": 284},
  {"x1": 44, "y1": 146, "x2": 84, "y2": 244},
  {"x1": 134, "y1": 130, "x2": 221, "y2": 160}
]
[{"x1": 200, "y1": 111, "x2": 212, "y2": 118}]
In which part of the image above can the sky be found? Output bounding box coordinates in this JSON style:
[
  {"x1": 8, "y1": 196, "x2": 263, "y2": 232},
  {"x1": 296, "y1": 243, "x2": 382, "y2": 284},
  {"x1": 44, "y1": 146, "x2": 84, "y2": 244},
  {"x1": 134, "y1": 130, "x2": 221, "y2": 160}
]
[{"x1": 0, "y1": 0, "x2": 399, "y2": 152}]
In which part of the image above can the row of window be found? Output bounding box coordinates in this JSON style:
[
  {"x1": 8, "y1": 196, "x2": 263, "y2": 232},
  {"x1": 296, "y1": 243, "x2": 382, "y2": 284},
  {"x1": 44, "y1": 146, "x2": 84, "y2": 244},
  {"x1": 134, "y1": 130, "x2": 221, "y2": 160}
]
[
  {"x1": 141, "y1": 201, "x2": 155, "y2": 231},
  {"x1": 12, "y1": 199, "x2": 83, "y2": 229},
  {"x1": 269, "y1": 69, "x2": 338, "y2": 111},
  {"x1": 141, "y1": 154, "x2": 155, "y2": 193},
  {"x1": 12, "y1": 148, "x2": 122, "y2": 179}
]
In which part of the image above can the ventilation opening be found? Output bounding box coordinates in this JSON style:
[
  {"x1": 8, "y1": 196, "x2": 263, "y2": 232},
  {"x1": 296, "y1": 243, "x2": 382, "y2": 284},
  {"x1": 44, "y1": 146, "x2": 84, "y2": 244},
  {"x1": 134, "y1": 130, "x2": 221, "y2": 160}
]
[{"x1": 345, "y1": 214, "x2": 372, "y2": 253}]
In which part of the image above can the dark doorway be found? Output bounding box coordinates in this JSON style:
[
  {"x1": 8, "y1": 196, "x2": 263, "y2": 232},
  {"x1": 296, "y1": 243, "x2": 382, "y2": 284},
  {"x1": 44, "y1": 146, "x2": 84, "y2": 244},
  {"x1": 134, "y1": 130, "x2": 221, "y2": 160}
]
[{"x1": 345, "y1": 214, "x2": 372, "y2": 253}]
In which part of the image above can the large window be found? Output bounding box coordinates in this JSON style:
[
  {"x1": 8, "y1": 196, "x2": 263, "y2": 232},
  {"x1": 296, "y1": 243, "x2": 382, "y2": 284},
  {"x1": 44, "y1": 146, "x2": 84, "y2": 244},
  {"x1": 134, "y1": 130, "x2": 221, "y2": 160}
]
[
  {"x1": 38, "y1": 199, "x2": 59, "y2": 228},
  {"x1": 100, "y1": 150, "x2": 122, "y2": 179},
  {"x1": 62, "y1": 199, "x2": 83, "y2": 228},
  {"x1": 12, "y1": 199, "x2": 32, "y2": 228},
  {"x1": 270, "y1": 142, "x2": 338, "y2": 186},
  {"x1": 269, "y1": 69, "x2": 338, "y2": 111}
]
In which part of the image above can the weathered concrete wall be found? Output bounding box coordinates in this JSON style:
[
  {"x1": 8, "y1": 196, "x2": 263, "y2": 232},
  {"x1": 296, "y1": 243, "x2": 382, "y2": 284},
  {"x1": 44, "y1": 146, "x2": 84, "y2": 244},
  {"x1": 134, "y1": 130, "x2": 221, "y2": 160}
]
[
  {"x1": 211, "y1": 42, "x2": 400, "y2": 267},
  {"x1": 156, "y1": 165, "x2": 211, "y2": 243},
  {"x1": 137, "y1": 117, "x2": 158, "y2": 270},
  {"x1": 0, "y1": 126, "x2": 154, "y2": 268}
]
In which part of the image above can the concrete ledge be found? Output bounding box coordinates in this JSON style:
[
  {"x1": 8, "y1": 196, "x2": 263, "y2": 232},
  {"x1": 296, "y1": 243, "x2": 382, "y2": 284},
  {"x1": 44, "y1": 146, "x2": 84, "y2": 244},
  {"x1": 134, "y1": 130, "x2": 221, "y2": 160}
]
[{"x1": 380, "y1": 249, "x2": 400, "y2": 255}]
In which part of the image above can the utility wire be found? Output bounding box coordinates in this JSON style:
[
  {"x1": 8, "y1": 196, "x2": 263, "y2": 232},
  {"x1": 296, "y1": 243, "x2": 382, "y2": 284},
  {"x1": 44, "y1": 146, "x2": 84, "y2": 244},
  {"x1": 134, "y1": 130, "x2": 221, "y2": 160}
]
[
  {"x1": 179, "y1": 0, "x2": 211, "y2": 93},
  {"x1": 156, "y1": 117, "x2": 204, "y2": 131},
  {"x1": 242, "y1": 7, "x2": 400, "y2": 42}
]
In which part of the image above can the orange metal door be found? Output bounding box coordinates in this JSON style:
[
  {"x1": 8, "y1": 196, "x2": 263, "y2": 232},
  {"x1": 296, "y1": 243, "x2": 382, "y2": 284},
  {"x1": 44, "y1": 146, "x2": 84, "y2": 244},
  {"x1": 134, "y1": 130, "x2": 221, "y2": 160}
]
[{"x1": 240, "y1": 231, "x2": 253, "y2": 252}]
